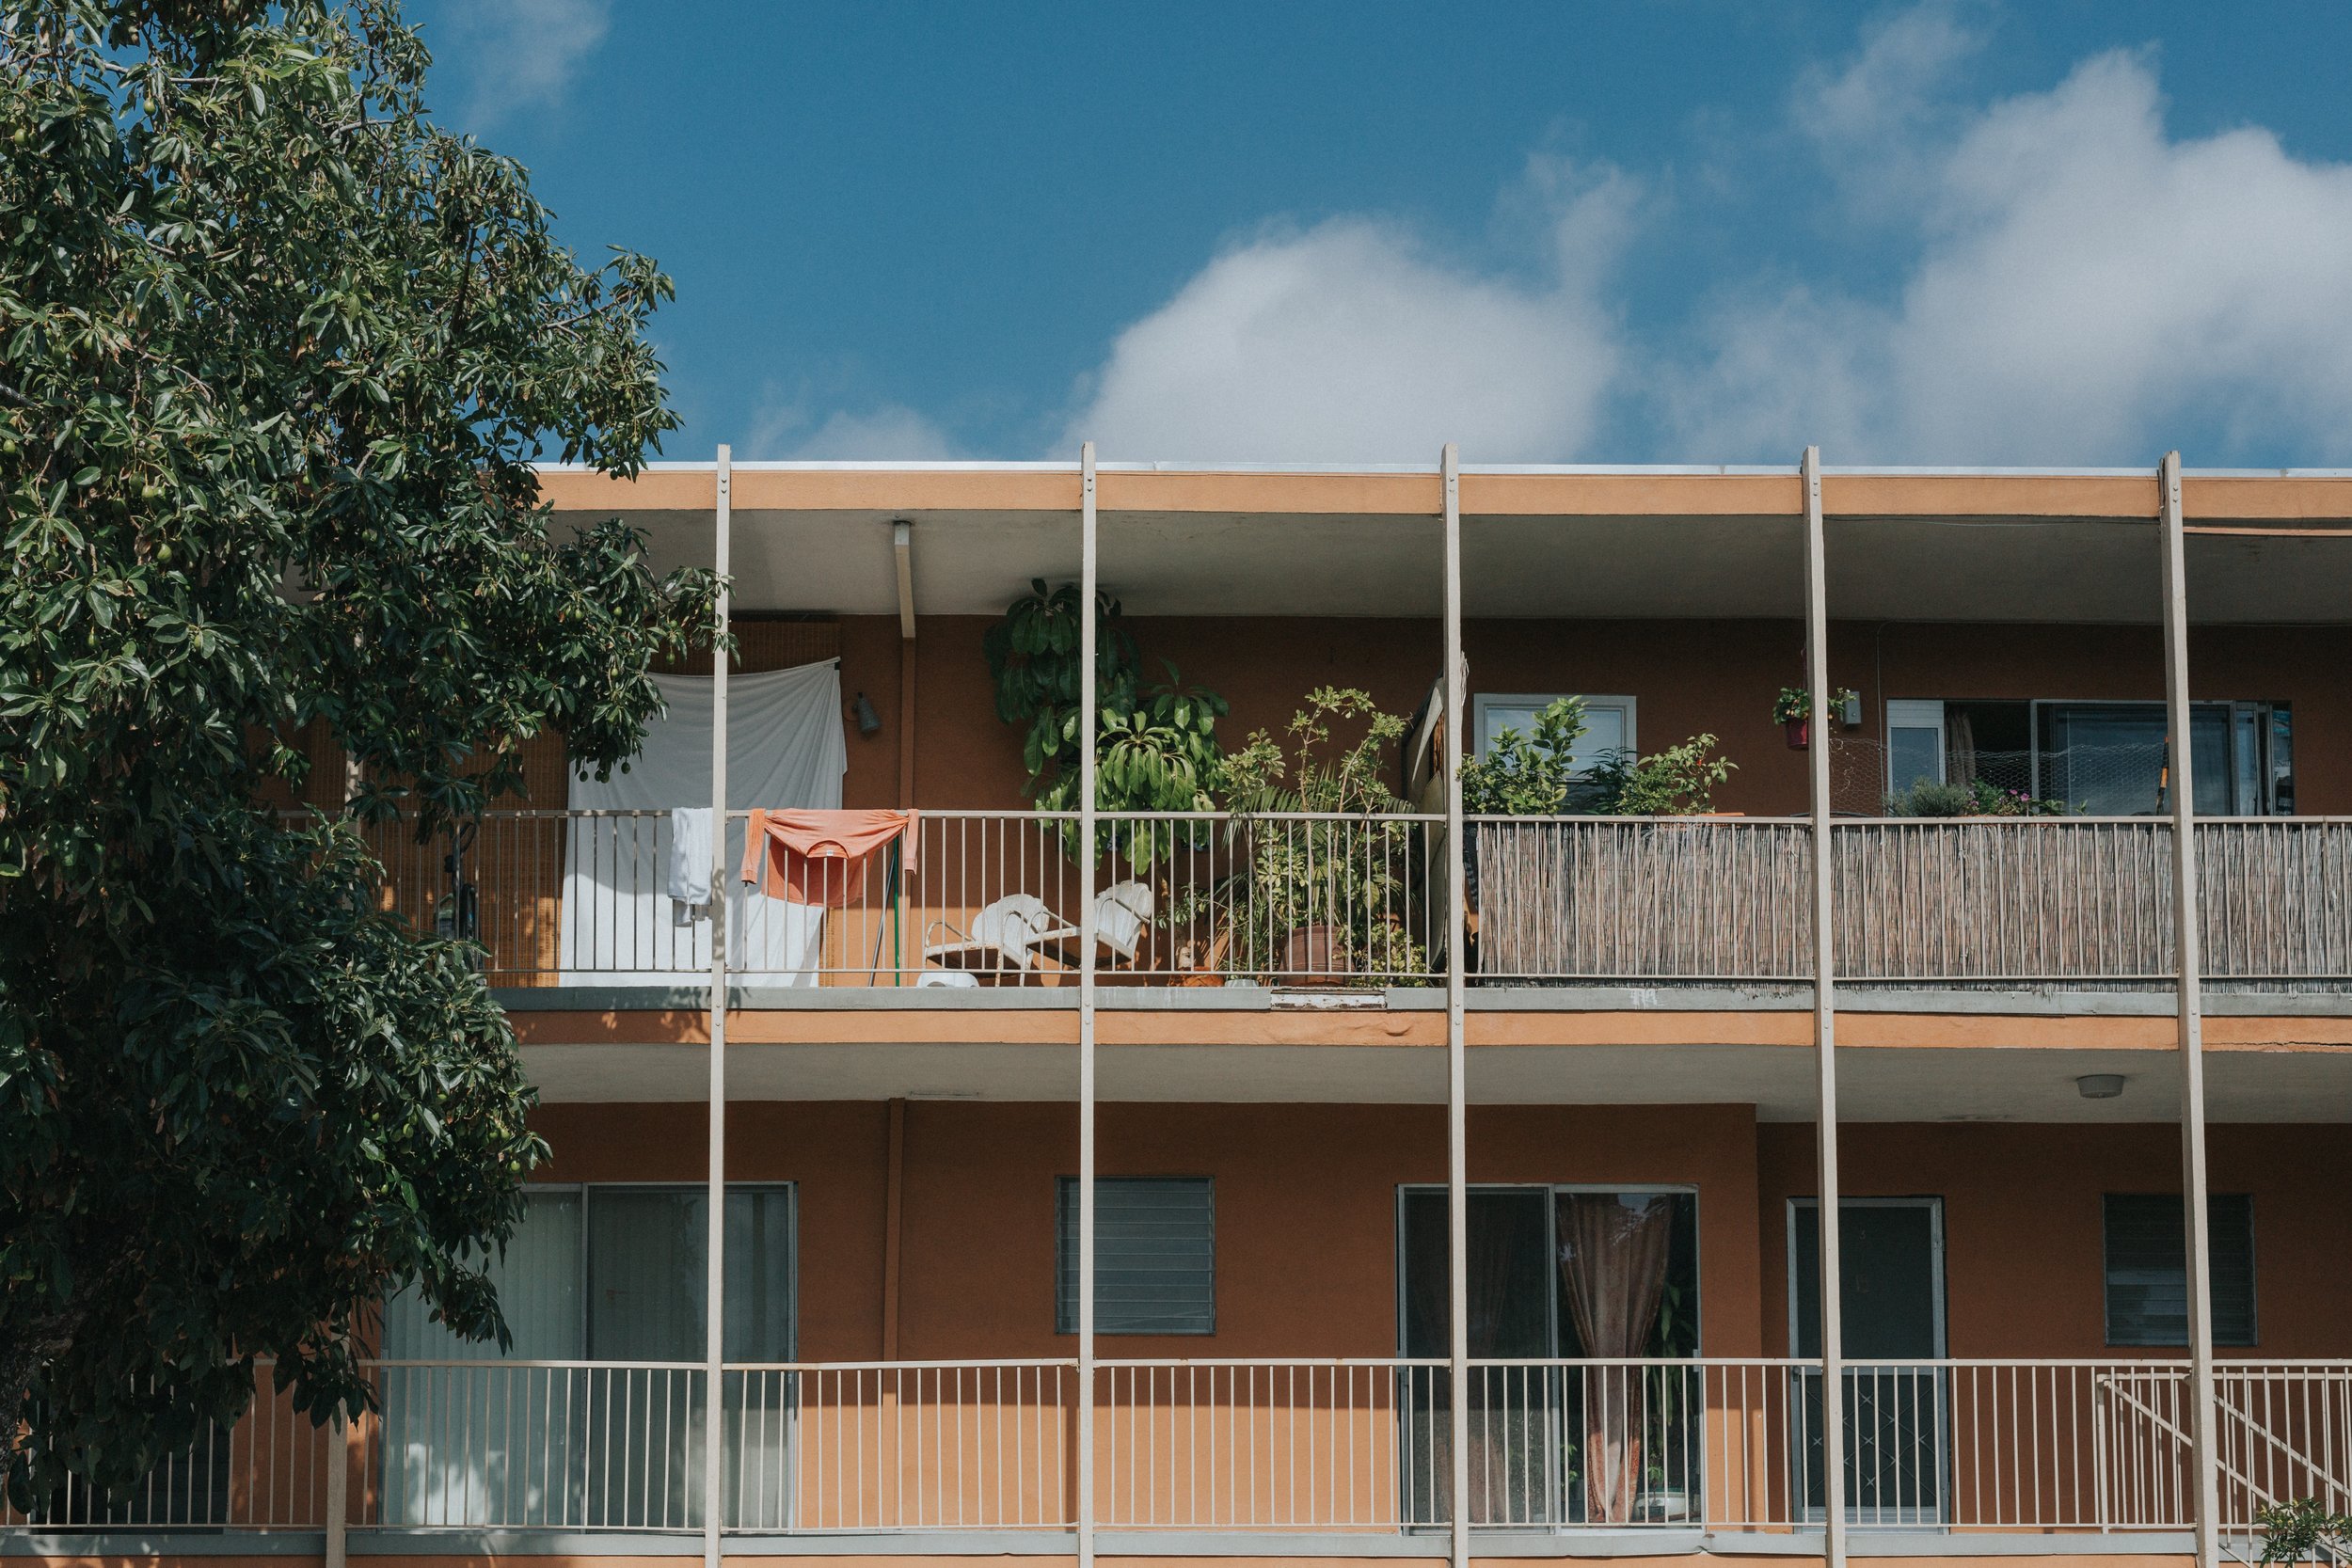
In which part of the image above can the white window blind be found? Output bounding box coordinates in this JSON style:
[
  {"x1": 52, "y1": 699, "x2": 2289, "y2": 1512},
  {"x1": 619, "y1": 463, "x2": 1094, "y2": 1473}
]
[{"x1": 1057, "y1": 1177, "x2": 1216, "y2": 1335}]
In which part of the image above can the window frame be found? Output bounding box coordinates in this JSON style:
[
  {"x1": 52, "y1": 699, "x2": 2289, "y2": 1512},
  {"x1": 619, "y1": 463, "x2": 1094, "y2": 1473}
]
[{"x1": 1056, "y1": 1175, "x2": 1217, "y2": 1337}]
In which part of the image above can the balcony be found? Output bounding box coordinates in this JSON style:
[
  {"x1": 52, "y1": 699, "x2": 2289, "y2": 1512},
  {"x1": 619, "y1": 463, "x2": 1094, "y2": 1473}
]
[
  {"x1": 10, "y1": 1357, "x2": 2346, "y2": 1548},
  {"x1": 351, "y1": 808, "x2": 2352, "y2": 994}
]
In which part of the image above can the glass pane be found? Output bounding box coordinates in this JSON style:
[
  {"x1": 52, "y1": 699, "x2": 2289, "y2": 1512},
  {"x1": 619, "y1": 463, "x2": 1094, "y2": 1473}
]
[
  {"x1": 1790, "y1": 1202, "x2": 1940, "y2": 1359},
  {"x1": 384, "y1": 1189, "x2": 584, "y2": 1361},
  {"x1": 1887, "y1": 727, "x2": 1942, "y2": 792},
  {"x1": 1399, "y1": 1189, "x2": 1549, "y2": 1356},
  {"x1": 379, "y1": 1190, "x2": 585, "y2": 1528},
  {"x1": 725, "y1": 1188, "x2": 796, "y2": 1361},
  {"x1": 588, "y1": 1189, "x2": 707, "y2": 1361},
  {"x1": 2039, "y1": 704, "x2": 2167, "y2": 815},
  {"x1": 1571, "y1": 706, "x2": 1628, "y2": 772}
]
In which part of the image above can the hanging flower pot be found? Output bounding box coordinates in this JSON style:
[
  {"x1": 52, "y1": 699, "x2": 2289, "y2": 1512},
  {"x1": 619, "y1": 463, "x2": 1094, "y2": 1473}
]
[{"x1": 1784, "y1": 718, "x2": 1810, "y2": 751}]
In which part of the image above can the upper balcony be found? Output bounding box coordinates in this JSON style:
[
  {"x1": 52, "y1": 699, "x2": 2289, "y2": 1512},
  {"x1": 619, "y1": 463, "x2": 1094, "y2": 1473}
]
[{"x1": 287, "y1": 462, "x2": 2352, "y2": 1033}]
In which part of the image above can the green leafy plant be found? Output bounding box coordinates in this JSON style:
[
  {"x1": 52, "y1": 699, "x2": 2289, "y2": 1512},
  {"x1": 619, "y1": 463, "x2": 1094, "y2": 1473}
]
[
  {"x1": 982, "y1": 579, "x2": 1141, "y2": 795},
  {"x1": 0, "y1": 0, "x2": 720, "y2": 1509},
  {"x1": 1178, "y1": 688, "x2": 1430, "y2": 983},
  {"x1": 1038, "y1": 664, "x2": 1230, "y2": 863},
  {"x1": 1461, "y1": 696, "x2": 1589, "y2": 814},
  {"x1": 1585, "y1": 736, "x2": 1738, "y2": 816},
  {"x1": 1772, "y1": 686, "x2": 1858, "y2": 724},
  {"x1": 2256, "y1": 1497, "x2": 2351, "y2": 1563}
]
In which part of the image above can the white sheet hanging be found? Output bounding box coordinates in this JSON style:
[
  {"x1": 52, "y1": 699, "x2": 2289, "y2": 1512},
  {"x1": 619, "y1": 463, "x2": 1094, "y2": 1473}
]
[{"x1": 559, "y1": 660, "x2": 847, "y2": 986}]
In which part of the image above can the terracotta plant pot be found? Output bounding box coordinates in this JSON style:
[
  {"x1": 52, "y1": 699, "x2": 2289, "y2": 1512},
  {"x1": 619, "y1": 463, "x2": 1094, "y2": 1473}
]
[
  {"x1": 1784, "y1": 718, "x2": 1810, "y2": 750},
  {"x1": 1280, "y1": 923, "x2": 1348, "y2": 985}
]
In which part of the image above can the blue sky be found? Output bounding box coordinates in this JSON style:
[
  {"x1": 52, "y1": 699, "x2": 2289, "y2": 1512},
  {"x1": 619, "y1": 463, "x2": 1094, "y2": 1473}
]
[{"x1": 406, "y1": 0, "x2": 2352, "y2": 467}]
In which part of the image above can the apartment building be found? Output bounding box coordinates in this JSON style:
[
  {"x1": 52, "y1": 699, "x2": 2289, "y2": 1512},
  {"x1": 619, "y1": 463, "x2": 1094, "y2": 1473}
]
[{"x1": 11, "y1": 451, "x2": 2350, "y2": 1568}]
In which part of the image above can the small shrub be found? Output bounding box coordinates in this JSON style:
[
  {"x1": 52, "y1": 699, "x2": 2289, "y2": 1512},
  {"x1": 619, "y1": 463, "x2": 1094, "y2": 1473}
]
[{"x1": 2256, "y1": 1497, "x2": 2351, "y2": 1564}]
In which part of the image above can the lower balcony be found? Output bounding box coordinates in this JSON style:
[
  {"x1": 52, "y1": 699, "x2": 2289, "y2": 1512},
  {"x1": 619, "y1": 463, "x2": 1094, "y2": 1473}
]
[{"x1": 9, "y1": 1357, "x2": 2347, "y2": 1555}]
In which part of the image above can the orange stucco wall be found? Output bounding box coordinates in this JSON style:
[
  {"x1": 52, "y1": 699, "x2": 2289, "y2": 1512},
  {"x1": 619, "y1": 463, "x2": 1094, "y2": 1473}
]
[
  {"x1": 531, "y1": 1102, "x2": 1764, "y2": 1363},
  {"x1": 530, "y1": 1103, "x2": 2352, "y2": 1365},
  {"x1": 803, "y1": 614, "x2": 2352, "y2": 819},
  {"x1": 1756, "y1": 1123, "x2": 2352, "y2": 1359}
]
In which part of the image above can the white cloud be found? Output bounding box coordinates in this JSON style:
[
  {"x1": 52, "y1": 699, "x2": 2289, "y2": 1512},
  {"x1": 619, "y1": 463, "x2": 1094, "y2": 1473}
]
[
  {"x1": 1045, "y1": 5, "x2": 2352, "y2": 467},
  {"x1": 449, "y1": 0, "x2": 612, "y2": 127},
  {"x1": 1057, "y1": 164, "x2": 1638, "y2": 463},
  {"x1": 744, "y1": 398, "x2": 960, "y2": 461},
  {"x1": 1665, "y1": 22, "x2": 2352, "y2": 463}
]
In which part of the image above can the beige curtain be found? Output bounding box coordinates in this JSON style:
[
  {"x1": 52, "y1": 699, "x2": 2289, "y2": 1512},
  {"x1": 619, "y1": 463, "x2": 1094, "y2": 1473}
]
[
  {"x1": 1944, "y1": 708, "x2": 1978, "y2": 786},
  {"x1": 1555, "y1": 1195, "x2": 1675, "y2": 1524}
]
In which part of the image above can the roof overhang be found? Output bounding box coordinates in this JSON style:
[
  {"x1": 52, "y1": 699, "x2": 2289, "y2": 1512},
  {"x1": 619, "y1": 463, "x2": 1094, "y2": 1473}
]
[{"x1": 536, "y1": 463, "x2": 2352, "y2": 625}]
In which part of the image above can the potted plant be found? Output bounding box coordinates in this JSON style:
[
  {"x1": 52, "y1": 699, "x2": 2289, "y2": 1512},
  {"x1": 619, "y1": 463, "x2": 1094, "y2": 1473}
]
[
  {"x1": 1176, "y1": 687, "x2": 1431, "y2": 987},
  {"x1": 1772, "y1": 686, "x2": 1857, "y2": 751}
]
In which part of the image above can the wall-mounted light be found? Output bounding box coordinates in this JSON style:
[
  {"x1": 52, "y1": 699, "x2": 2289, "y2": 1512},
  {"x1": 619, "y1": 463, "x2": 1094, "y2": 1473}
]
[
  {"x1": 2076, "y1": 1073, "x2": 2125, "y2": 1101},
  {"x1": 851, "y1": 691, "x2": 882, "y2": 736},
  {"x1": 1839, "y1": 690, "x2": 1864, "y2": 727}
]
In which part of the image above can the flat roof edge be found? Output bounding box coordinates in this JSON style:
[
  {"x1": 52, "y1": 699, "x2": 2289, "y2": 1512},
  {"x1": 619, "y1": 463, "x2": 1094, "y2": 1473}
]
[{"x1": 534, "y1": 460, "x2": 2352, "y2": 480}]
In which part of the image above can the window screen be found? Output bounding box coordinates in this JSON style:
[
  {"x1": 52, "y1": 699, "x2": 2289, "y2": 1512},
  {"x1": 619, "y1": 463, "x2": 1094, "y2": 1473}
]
[
  {"x1": 2104, "y1": 1195, "x2": 2255, "y2": 1346},
  {"x1": 1057, "y1": 1177, "x2": 1215, "y2": 1335}
]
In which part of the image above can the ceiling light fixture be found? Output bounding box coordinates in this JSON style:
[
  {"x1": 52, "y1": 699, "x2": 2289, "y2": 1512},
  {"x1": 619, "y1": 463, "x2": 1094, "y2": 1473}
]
[{"x1": 2076, "y1": 1073, "x2": 2125, "y2": 1101}]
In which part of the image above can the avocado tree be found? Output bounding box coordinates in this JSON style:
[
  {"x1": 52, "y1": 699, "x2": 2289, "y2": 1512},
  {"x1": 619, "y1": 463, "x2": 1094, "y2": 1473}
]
[{"x1": 0, "y1": 0, "x2": 720, "y2": 1506}]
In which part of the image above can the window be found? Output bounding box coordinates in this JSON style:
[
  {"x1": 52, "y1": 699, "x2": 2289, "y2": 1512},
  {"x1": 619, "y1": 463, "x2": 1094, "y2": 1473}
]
[
  {"x1": 1473, "y1": 693, "x2": 1637, "y2": 774},
  {"x1": 1881, "y1": 697, "x2": 2292, "y2": 815},
  {"x1": 1057, "y1": 1177, "x2": 1215, "y2": 1335},
  {"x1": 2104, "y1": 1194, "x2": 2256, "y2": 1346},
  {"x1": 384, "y1": 1182, "x2": 798, "y2": 1361},
  {"x1": 1885, "y1": 701, "x2": 1947, "y2": 794}
]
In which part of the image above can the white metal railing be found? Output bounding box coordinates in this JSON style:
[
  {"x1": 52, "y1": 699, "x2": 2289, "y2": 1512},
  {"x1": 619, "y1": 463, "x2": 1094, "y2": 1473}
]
[
  {"x1": 1096, "y1": 1359, "x2": 1441, "y2": 1530},
  {"x1": 722, "y1": 1361, "x2": 1076, "y2": 1532},
  {"x1": 2215, "y1": 1365, "x2": 2352, "y2": 1527},
  {"x1": 358, "y1": 808, "x2": 1442, "y2": 989},
  {"x1": 359, "y1": 1361, "x2": 710, "y2": 1530},
  {"x1": 0, "y1": 1359, "x2": 335, "y2": 1531},
  {"x1": 9, "y1": 1358, "x2": 2351, "y2": 1541}
]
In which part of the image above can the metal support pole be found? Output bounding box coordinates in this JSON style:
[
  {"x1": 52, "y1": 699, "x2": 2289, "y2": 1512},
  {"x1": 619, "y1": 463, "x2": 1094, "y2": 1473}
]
[
  {"x1": 1076, "y1": 441, "x2": 1099, "y2": 1568},
  {"x1": 703, "y1": 445, "x2": 732, "y2": 1568},
  {"x1": 1802, "y1": 446, "x2": 1848, "y2": 1567},
  {"x1": 1440, "y1": 444, "x2": 1470, "y2": 1568},
  {"x1": 2159, "y1": 450, "x2": 2222, "y2": 1568},
  {"x1": 324, "y1": 1412, "x2": 347, "y2": 1568}
]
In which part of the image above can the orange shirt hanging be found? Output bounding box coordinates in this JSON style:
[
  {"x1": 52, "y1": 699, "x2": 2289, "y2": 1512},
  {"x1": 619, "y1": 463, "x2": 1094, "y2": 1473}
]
[{"x1": 739, "y1": 809, "x2": 918, "y2": 907}]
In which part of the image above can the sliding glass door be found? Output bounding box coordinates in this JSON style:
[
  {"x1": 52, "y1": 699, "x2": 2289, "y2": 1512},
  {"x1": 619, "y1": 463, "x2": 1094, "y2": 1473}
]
[
  {"x1": 1397, "y1": 1185, "x2": 1700, "y2": 1529},
  {"x1": 380, "y1": 1183, "x2": 794, "y2": 1529}
]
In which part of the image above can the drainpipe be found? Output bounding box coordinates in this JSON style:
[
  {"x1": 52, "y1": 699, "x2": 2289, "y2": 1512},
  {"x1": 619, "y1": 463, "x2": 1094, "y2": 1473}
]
[
  {"x1": 2159, "y1": 451, "x2": 2222, "y2": 1568},
  {"x1": 1440, "y1": 444, "x2": 1470, "y2": 1568},
  {"x1": 1803, "y1": 446, "x2": 1849, "y2": 1568},
  {"x1": 1076, "y1": 442, "x2": 1099, "y2": 1568},
  {"x1": 703, "y1": 445, "x2": 732, "y2": 1568}
]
